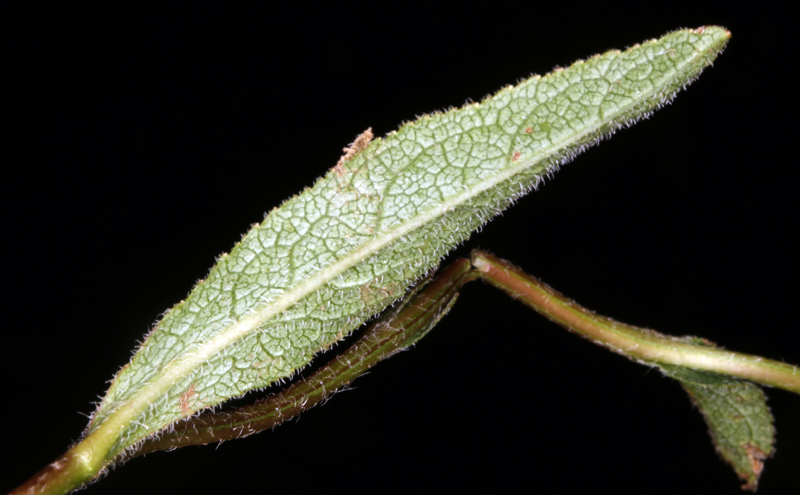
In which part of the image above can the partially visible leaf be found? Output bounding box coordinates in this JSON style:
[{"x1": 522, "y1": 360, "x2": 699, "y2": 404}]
[
  {"x1": 133, "y1": 259, "x2": 474, "y2": 456},
  {"x1": 662, "y1": 347, "x2": 775, "y2": 491}
]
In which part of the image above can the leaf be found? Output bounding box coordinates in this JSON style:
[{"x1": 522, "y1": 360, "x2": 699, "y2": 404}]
[
  {"x1": 662, "y1": 346, "x2": 775, "y2": 491},
  {"x1": 81, "y1": 27, "x2": 730, "y2": 469}
]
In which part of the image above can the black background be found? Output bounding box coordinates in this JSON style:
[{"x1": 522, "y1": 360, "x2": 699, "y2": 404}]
[{"x1": 2, "y1": 2, "x2": 798, "y2": 494}]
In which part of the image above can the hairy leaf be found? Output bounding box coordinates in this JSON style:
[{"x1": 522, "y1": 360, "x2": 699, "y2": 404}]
[{"x1": 84, "y1": 27, "x2": 731, "y2": 465}]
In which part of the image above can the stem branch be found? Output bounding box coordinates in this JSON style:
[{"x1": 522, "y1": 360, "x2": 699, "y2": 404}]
[{"x1": 471, "y1": 250, "x2": 800, "y2": 395}]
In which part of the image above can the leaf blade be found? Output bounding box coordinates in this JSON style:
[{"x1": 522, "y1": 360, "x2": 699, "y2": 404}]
[
  {"x1": 663, "y1": 365, "x2": 775, "y2": 491},
  {"x1": 86, "y1": 26, "x2": 731, "y2": 463}
]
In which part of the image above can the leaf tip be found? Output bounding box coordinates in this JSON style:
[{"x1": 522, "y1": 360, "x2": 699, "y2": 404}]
[
  {"x1": 693, "y1": 25, "x2": 732, "y2": 49},
  {"x1": 740, "y1": 443, "x2": 769, "y2": 492}
]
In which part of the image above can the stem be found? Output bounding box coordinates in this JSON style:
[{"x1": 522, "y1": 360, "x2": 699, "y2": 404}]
[
  {"x1": 471, "y1": 250, "x2": 800, "y2": 395},
  {"x1": 7, "y1": 442, "x2": 102, "y2": 495}
]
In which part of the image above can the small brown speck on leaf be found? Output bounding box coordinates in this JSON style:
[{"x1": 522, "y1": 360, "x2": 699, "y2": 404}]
[
  {"x1": 512, "y1": 151, "x2": 521, "y2": 162},
  {"x1": 179, "y1": 383, "x2": 197, "y2": 416},
  {"x1": 524, "y1": 127, "x2": 533, "y2": 133},
  {"x1": 334, "y1": 128, "x2": 374, "y2": 175}
]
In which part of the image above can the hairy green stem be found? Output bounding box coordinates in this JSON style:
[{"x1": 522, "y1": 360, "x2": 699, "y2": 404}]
[
  {"x1": 7, "y1": 443, "x2": 101, "y2": 495},
  {"x1": 470, "y1": 250, "x2": 800, "y2": 395}
]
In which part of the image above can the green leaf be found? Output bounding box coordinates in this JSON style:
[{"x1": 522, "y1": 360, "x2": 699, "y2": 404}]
[
  {"x1": 664, "y1": 367, "x2": 775, "y2": 491},
  {"x1": 662, "y1": 349, "x2": 775, "y2": 491},
  {"x1": 81, "y1": 27, "x2": 730, "y2": 469}
]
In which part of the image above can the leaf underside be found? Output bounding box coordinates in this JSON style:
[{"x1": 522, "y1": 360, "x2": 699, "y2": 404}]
[
  {"x1": 662, "y1": 339, "x2": 775, "y2": 491},
  {"x1": 85, "y1": 27, "x2": 731, "y2": 463}
]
